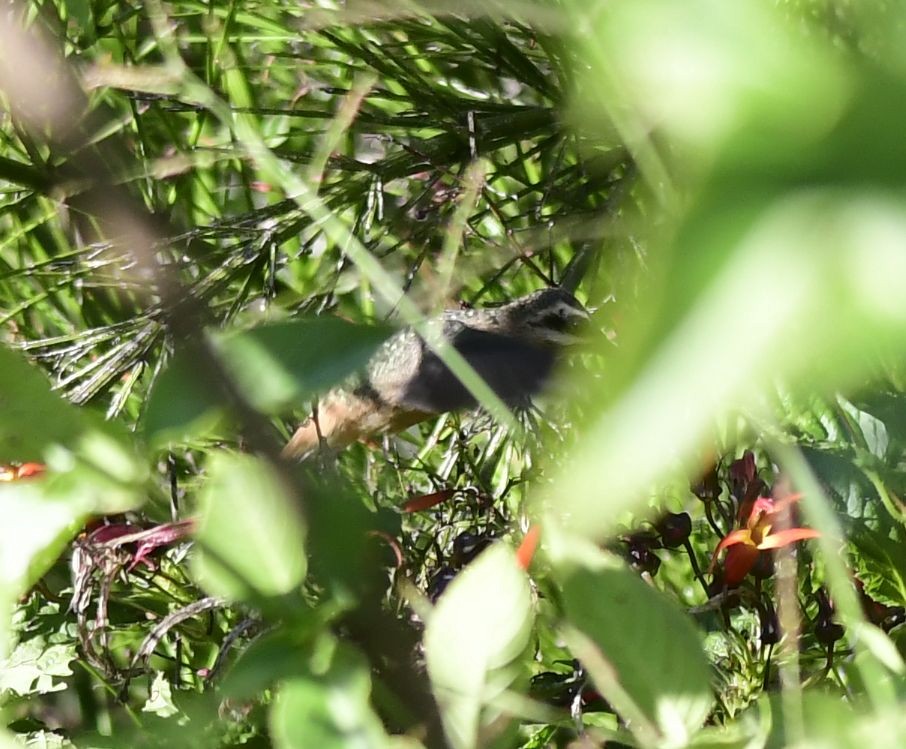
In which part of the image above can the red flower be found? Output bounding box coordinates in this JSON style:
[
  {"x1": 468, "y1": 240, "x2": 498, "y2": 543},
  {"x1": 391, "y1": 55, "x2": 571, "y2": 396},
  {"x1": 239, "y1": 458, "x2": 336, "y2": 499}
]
[
  {"x1": 709, "y1": 493, "x2": 819, "y2": 586},
  {"x1": 402, "y1": 488, "x2": 456, "y2": 513}
]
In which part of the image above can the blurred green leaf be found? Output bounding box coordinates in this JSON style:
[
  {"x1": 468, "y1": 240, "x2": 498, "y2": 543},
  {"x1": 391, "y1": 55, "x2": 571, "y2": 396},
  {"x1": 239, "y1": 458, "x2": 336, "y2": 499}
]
[
  {"x1": 0, "y1": 352, "x2": 144, "y2": 661},
  {"x1": 763, "y1": 690, "x2": 906, "y2": 749},
  {"x1": 543, "y1": 190, "x2": 906, "y2": 540},
  {"x1": 191, "y1": 453, "x2": 307, "y2": 601},
  {"x1": 220, "y1": 318, "x2": 394, "y2": 412},
  {"x1": 7, "y1": 472, "x2": 146, "y2": 638},
  {"x1": 223, "y1": 626, "x2": 321, "y2": 700},
  {"x1": 143, "y1": 318, "x2": 393, "y2": 443},
  {"x1": 568, "y1": 0, "x2": 848, "y2": 198},
  {"x1": 551, "y1": 535, "x2": 712, "y2": 748},
  {"x1": 0, "y1": 481, "x2": 82, "y2": 595},
  {"x1": 141, "y1": 352, "x2": 226, "y2": 446},
  {"x1": 269, "y1": 643, "x2": 389, "y2": 749},
  {"x1": 424, "y1": 543, "x2": 533, "y2": 749},
  {"x1": 0, "y1": 346, "x2": 92, "y2": 462},
  {"x1": 0, "y1": 345, "x2": 144, "y2": 502}
]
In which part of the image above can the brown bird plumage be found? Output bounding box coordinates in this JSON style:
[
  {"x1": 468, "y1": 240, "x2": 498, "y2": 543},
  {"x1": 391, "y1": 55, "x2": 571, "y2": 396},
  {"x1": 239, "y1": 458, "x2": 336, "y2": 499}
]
[{"x1": 282, "y1": 288, "x2": 588, "y2": 459}]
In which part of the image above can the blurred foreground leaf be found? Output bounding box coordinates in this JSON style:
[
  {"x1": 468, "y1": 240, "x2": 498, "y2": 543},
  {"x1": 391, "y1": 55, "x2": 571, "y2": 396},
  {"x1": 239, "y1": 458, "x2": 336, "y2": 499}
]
[
  {"x1": 223, "y1": 627, "x2": 320, "y2": 701},
  {"x1": 0, "y1": 347, "x2": 139, "y2": 479},
  {"x1": 222, "y1": 318, "x2": 394, "y2": 412},
  {"x1": 144, "y1": 318, "x2": 393, "y2": 443},
  {"x1": 551, "y1": 535, "x2": 713, "y2": 748},
  {"x1": 424, "y1": 544, "x2": 533, "y2": 749},
  {"x1": 545, "y1": 0, "x2": 906, "y2": 541},
  {"x1": 269, "y1": 643, "x2": 390, "y2": 749},
  {"x1": 0, "y1": 347, "x2": 86, "y2": 461},
  {"x1": 764, "y1": 691, "x2": 906, "y2": 749},
  {"x1": 191, "y1": 453, "x2": 307, "y2": 601},
  {"x1": 0, "y1": 347, "x2": 144, "y2": 658}
]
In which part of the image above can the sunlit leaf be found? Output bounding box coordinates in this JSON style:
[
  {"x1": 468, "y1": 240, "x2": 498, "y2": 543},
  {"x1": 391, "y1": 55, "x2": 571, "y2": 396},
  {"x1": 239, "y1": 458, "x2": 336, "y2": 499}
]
[
  {"x1": 191, "y1": 453, "x2": 307, "y2": 601},
  {"x1": 269, "y1": 643, "x2": 389, "y2": 749},
  {"x1": 551, "y1": 535, "x2": 713, "y2": 747},
  {"x1": 142, "y1": 671, "x2": 181, "y2": 719},
  {"x1": 0, "y1": 637, "x2": 75, "y2": 697},
  {"x1": 424, "y1": 543, "x2": 533, "y2": 749}
]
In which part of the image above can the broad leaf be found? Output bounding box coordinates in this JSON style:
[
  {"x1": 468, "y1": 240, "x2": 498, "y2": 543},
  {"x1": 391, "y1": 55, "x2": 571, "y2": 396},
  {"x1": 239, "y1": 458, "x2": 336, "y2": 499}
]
[
  {"x1": 424, "y1": 543, "x2": 533, "y2": 749},
  {"x1": 0, "y1": 347, "x2": 139, "y2": 483},
  {"x1": 221, "y1": 318, "x2": 393, "y2": 412},
  {"x1": 0, "y1": 347, "x2": 85, "y2": 461},
  {"x1": 552, "y1": 536, "x2": 713, "y2": 748},
  {"x1": 222, "y1": 626, "x2": 321, "y2": 700},
  {"x1": 144, "y1": 318, "x2": 392, "y2": 443},
  {"x1": 269, "y1": 643, "x2": 389, "y2": 749},
  {"x1": 0, "y1": 637, "x2": 75, "y2": 697},
  {"x1": 191, "y1": 453, "x2": 307, "y2": 601}
]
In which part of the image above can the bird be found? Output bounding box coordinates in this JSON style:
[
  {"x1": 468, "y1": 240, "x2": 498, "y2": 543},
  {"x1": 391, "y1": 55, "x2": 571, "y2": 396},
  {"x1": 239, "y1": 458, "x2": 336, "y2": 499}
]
[{"x1": 281, "y1": 287, "x2": 589, "y2": 459}]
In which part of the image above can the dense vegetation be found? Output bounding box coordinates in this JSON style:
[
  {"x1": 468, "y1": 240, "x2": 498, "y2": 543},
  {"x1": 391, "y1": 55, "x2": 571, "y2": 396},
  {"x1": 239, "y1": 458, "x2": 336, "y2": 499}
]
[{"x1": 1, "y1": 1, "x2": 905, "y2": 747}]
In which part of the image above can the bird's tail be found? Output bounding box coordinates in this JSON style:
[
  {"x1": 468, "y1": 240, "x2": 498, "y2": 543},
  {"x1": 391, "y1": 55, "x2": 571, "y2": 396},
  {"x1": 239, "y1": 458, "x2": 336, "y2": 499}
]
[
  {"x1": 281, "y1": 390, "x2": 368, "y2": 460},
  {"x1": 281, "y1": 388, "x2": 433, "y2": 461}
]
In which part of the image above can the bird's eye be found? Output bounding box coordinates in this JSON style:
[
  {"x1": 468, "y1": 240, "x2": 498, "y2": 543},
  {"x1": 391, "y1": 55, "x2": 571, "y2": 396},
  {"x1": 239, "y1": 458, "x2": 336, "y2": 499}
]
[{"x1": 538, "y1": 313, "x2": 571, "y2": 332}]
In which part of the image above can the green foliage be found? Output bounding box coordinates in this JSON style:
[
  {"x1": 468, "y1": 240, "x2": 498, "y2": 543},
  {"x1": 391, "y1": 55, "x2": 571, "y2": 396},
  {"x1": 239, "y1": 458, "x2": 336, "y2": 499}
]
[
  {"x1": 1, "y1": 0, "x2": 906, "y2": 748},
  {"x1": 193, "y1": 452, "x2": 307, "y2": 601},
  {"x1": 425, "y1": 544, "x2": 533, "y2": 749},
  {"x1": 269, "y1": 643, "x2": 389, "y2": 749},
  {"x1": 0, "y1": 637, "x2": 75, "y2": 697},
  {"x1": 553, "y1": 538, "x2": 712, "y2": 747},
  {"x1": 145, "y1": 318, "x2": 394, "y2": 442}
]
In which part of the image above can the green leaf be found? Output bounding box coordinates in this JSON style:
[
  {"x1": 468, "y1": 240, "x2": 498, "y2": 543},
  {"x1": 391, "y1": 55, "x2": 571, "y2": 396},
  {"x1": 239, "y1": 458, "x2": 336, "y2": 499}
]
[
  {"x1": 269, "y1": 643, "x2": 389, "y2": 749},
  {"x1": 424, "y1": 543, "x2": 533, "y2": 749},
  {"x1": 0, "y1": 351, "x2": 144, "y2": 660},
  {"x1": 0, "y1": 482, "x2": 83, "y2": 599},
  {"x1": 0, "y1": 346, "x2": 144, "y2": 502},
  {"x1": 764, "y1": 691, "x2": 906, "y2": 749},
  {"x1": 191, "y1": 453, "x2": 307, "y2": 601},
  {"x1": 551, "y1": 535, "x2": 713, "y2": 748},
  {"x1": 142, "y1": 671, "x2": 181, "y2": 719},
  {"x1": 0, "y1": 346, "x2": 90, "y2": 462},
  {"x1": 141, "y1": 352, "x2": 225, "y2": 445},
  {"x1": 219, "y1": 318, "x2": 393, "y2": 412},
  {"x1": 222, "y1": 626, "x2": 321, "y2": 700},
  {"x1": 143, "y1": 318, "x2": 393, "y2": 443},
  {"x1": 0, "y1": 474, "x2": 138, "y2": 656},
  {"x1": 0, "y1": 637, "x2": 75, "y2": 697}
]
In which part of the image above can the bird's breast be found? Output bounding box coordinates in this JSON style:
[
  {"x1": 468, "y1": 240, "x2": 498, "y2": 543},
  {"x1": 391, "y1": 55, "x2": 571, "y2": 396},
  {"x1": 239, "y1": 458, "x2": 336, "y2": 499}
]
[{"x1": 397, "y1": 330, "x2": 557, "y2": 414}]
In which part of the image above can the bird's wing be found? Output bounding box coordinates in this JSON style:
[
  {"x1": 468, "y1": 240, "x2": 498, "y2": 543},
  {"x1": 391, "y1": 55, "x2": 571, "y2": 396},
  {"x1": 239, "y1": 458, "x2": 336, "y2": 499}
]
[{"x1": 396, "y1": 325, "x2": 555, "y2": 414}]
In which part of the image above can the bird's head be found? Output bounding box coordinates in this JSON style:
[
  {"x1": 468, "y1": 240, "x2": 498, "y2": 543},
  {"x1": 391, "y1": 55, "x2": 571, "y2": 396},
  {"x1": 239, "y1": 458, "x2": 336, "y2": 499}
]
[{"x1": 504, "y1": 287, "x2": 590, "y2": 347}]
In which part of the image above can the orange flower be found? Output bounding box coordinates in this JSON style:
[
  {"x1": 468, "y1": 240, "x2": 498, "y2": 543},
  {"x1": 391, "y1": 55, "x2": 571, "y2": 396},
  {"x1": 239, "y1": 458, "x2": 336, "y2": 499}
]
[
  {"x1": 709, "y1": 494, "x2": 819, "y2": 586},
  {"x1": 515, "y1": 524, "x2": 541, "y2": 570},
  {"x1": 0, "y1": 462, "x2": 46, "y2": 481}
]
